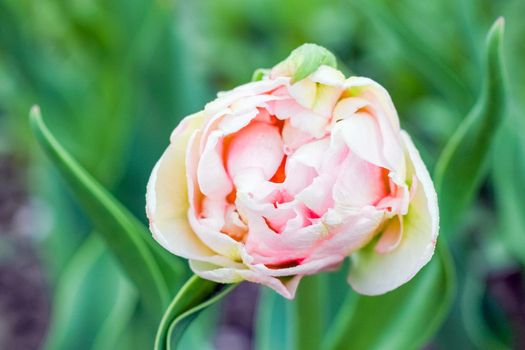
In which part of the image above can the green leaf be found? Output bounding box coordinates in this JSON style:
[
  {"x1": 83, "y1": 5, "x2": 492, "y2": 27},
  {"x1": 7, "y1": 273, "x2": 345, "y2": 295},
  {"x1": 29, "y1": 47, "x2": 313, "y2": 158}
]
[
  {"x1": 254, "y1": 262, "x2": 350, "y2": 350},
  {"x1": 434, "y1": 18, "x2": 506, "y2": 236},
  {"x1": 324, "y1": 243, "x2": 455, "y2": 350},
  {"x1": 154, "y1": 276, "x2": 237, "y2": 350},
  {"x1": 461, "y1": 267, "x2": 510, "y2": 350},
  {"x1": 177, "y1": 303, "x2": 221, "y2": 350},
  {"x1": 352, "y1": 1, "x2": 472, "y2": 113},
  {"x1": 274, "y1": 43, "x2": 337, "y2": 83},
  {"x1": 30, "y1": 107, "x2": 183, "y2": 315},
  {"x1": 44, "y1": 234, "x2": 137, "y2": 350},
  {"x1": 493, "y1": 119, "x2": 525, "y2": 265},
  {"x1": 254, "y1": 287, "x2": 292, "y2": 350},
  {"x1": 290, "y1": 275, "x2": 325, "y2": 350}
]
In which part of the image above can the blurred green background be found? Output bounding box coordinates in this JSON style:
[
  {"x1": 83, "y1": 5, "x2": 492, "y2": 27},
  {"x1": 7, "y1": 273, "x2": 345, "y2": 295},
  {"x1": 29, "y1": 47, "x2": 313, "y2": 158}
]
[{"x1": 1, "y1": 0, "x2": 524, "y2": 349}]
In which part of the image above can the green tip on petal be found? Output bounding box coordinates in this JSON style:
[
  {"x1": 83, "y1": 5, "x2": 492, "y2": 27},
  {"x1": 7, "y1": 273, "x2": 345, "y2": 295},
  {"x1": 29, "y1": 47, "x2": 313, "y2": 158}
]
[
  {"x1": 251, "y1": 68, "x2": 270, "y2": 82},
  {"x1": 274, "y1": 43, "x2": 337, "y2": 83}
]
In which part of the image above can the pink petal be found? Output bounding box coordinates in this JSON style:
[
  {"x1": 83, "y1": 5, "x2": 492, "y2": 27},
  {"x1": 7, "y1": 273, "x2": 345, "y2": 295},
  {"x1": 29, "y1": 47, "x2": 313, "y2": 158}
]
[
  {"x1": 197, "y1": 131, "x2": 233, "y2": 199},
  {"x1": 185, "y1": 129, "x2": 243, "y2": 260},
  {"x1": 218, "y1": 95, "x2": 281, "y2": 135},
  {"x1": 188, "y1": 210, "x2": 244, "y2": 260},
  {"x1": 332, "y1": 152, "x2": 388, "y2": 208},
  {"x1": 295, "y1": 174, "x2": 335, "y2": 216},
  {"x1": 237, "y1": 193, "x2": 321, "y2": 265},
  {"x1": 347, "y1": 131, "x2": 439, "y2": 295},
  {"x1": 333, "y1": 112, "x2": 387, "y2": 169},
  {"x1": 205, "y1": 77, "x2": 288, "y2": 117},
  {"x1": 343, "y1": 77, "x2": 406, "y2": 180},
  {"x1": 291, "y1": 137, "x2": 330, "y2": 171},
  {"x1": 189, "y1": 260, "x2": 303, "y2": 299},
  {"x1": 374, "y1": 215, "x2": 403, "y2": 254},
  {"x1": 269, "y1": 98, "x2": 327, "y2": 139},
  {"x1": 226, "y1": 121, "x2": 284, "y2": 181},
  {"x1": 282, "y1": 158, "x2": 317, "y2": 196},
  {"x1": 282, "y1": 120, "x2": 313, "y2": 154},
  {"x1": 308, "y1": 206, "x2": 385, "y2": 260}
]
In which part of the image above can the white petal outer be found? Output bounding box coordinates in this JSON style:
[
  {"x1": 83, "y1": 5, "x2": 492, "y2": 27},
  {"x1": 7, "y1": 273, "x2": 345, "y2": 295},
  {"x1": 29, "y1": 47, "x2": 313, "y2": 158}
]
[
  {"x1": 347, "y1": 131, "x2": 439, "y2": 295},
  {"x1": 342, "y1": 77, "x2": 405, "y2": 181},
  {"x1": 146, "y1": 112, "x2": 219, "y2": 261},
  {"x1": 310, "y1": 65, "x2": 346, "y2": 86},
  {"x1": 189, "y1": 260, "x2": 303, "y2": 299}
]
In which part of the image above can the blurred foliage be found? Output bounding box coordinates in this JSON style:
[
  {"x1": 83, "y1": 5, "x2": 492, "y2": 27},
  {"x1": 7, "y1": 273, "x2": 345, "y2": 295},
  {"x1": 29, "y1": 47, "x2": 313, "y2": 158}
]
[{"x1": 1, "y1": 0, "x2": 525, "y2": 349}]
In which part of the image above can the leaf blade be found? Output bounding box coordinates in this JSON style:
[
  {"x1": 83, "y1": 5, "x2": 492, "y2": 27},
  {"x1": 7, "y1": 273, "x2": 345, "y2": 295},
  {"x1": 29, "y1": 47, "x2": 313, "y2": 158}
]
[
  {"x1": 325, "y1": 243, "x2": 455, "y2": 350},
  {"x1": 290, "y1": 275, "x2": 325, "y2": 350},
  {"x1": 30, "y1": 107, "x2": 179, "y2": 315},
  {"x1": 254, "y1": 287, "x2": 292, "y2": 350},
  {"x1": 43, "y1": 234, "x2": 138, "y2": 350},
  {"x1": 434, "y1": 18, "x2": 506, "y2": 235}
]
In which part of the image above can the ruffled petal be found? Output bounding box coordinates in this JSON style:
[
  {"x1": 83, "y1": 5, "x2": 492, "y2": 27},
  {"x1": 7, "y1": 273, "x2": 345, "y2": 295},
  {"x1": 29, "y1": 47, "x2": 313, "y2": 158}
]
[
  {"x1": 205, "y1": 77, "x2": 288, "y2": 117},
  {"x1": 197, "y1": 131, "x2": 233, "y2": 199},
  {"x1": 189, "y1": 259, "x2": 303, "y2": 299},
  {"x1": 186, "y1": 129, "x2": 244, "y2": 260},
  {"x1": 146, "y1": 112, "x2": 217, "y2": 260},
  {"x1": 347, "y1": 131, "x2": 439, "y2": 295},
  {"x1": 343, "y1": 77, "x2": 405, "y2": 180},
  {"x1": 282, "y1": 120, "x2": 313, "y2": 154},
  {"x1": 332, "y1": 152, "x2": 388, "y2": 208},
  {"x1": 237, "y1": 193, "x2": 322, "y2": 265},
  {"x1": 269, "y1": 97, "x2": 327, "y2": 138},
  {"x1": 333, "y1": 112, "x2": 387, "y2": 169},
  {"x1": 374, "y1": 215, "x2": 403, "y2": 254},
  {"x1": 226, "y1": 121, "x2": 284, "y2": 181}
]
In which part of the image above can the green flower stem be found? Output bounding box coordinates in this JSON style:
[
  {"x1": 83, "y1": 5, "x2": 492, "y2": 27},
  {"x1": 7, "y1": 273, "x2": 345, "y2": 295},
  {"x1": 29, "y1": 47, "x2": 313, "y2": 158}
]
[{"x1": 154, "y1": 276, "x2": 237, "y2": 350}]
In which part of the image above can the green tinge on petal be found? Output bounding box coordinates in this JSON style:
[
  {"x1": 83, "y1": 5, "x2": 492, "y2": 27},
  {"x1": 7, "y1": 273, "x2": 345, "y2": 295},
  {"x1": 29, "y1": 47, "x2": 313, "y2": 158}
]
[
  {"x1": 252, "y1": 68, "x2": 270, "y2": 81},
  {"x1": 274, "y1": 43, "x2": 337, "y2": 83}
]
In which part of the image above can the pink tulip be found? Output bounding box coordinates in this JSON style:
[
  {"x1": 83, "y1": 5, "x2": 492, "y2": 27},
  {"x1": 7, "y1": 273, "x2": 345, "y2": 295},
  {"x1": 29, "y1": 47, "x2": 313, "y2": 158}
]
[{"x1": 146, "y1": 51, "x2": 438, "y2": 299}]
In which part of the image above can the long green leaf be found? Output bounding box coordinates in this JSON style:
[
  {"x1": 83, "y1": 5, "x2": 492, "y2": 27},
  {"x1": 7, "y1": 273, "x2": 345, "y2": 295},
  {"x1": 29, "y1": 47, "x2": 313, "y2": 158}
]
[
  {"x1": 254, "y1": 287, "x2": 292, "y2": 350},
  {"x1": 352, "y1": 1, "x2": 472, "y2": 113},
  {"x1": 44, "y1": 234, "x2": 137, "y2": 350},
  {"x1": 461, "y1": 267, "x2": 510, "y2": 350},
  {"x1": 434, "y1": 18, "x2": 506, "y2": 236},
  {"x1": 254, "y1": 264, "x2": 350, "y2": 350},
  {"x1": 30, "y1": 107, "x2": 182, "y2": 315},
  {"x1": 176, "y1": 303, "x2": 221, "y2": 350},
  {"x1": 493, "y1": 119, "x2": 525, "y2": 265},
  {"x1": 325, "y1": 243, "x2": 455, "y2": 350},
  {"x1": 290, "y1": 275, "x2": 325, "y2": 350},
  {"x1": 154, "y1": 276, "x2": 237, "y2": 350}
]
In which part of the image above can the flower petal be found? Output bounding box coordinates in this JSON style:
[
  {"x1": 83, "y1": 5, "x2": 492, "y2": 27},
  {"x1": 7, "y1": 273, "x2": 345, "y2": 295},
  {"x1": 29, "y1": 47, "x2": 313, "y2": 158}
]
[
  {"x1": 374, "y1": 215, "x2": 403, "y2": 254},
  {"x1": 332, "y1": 152, "x2": 388, "y2": 208},
  {"x1": 333, "y1": 112, "x2": 387, "y2": 169},
  {"x1": 197, "y1": 131, "x2": 233, "y2": 199},
  {"x1": 189, "y1": 259, "x2": 302, "y2": 299},
  {"x1": 343, "y1": 77, "x2": 405, "y2": 180},
  {"x1": 347, "y1": 131, "x2": 439, "y2": 295},
  {"x1": 146, "y1": 112, "x2": 217, "y2": 260},
  {"x1": 226, "y1": 121, "x2": 284, "y2": 181},
  {"x1": 186, "y1": 130, "x2": 244, "y2": 260}
]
